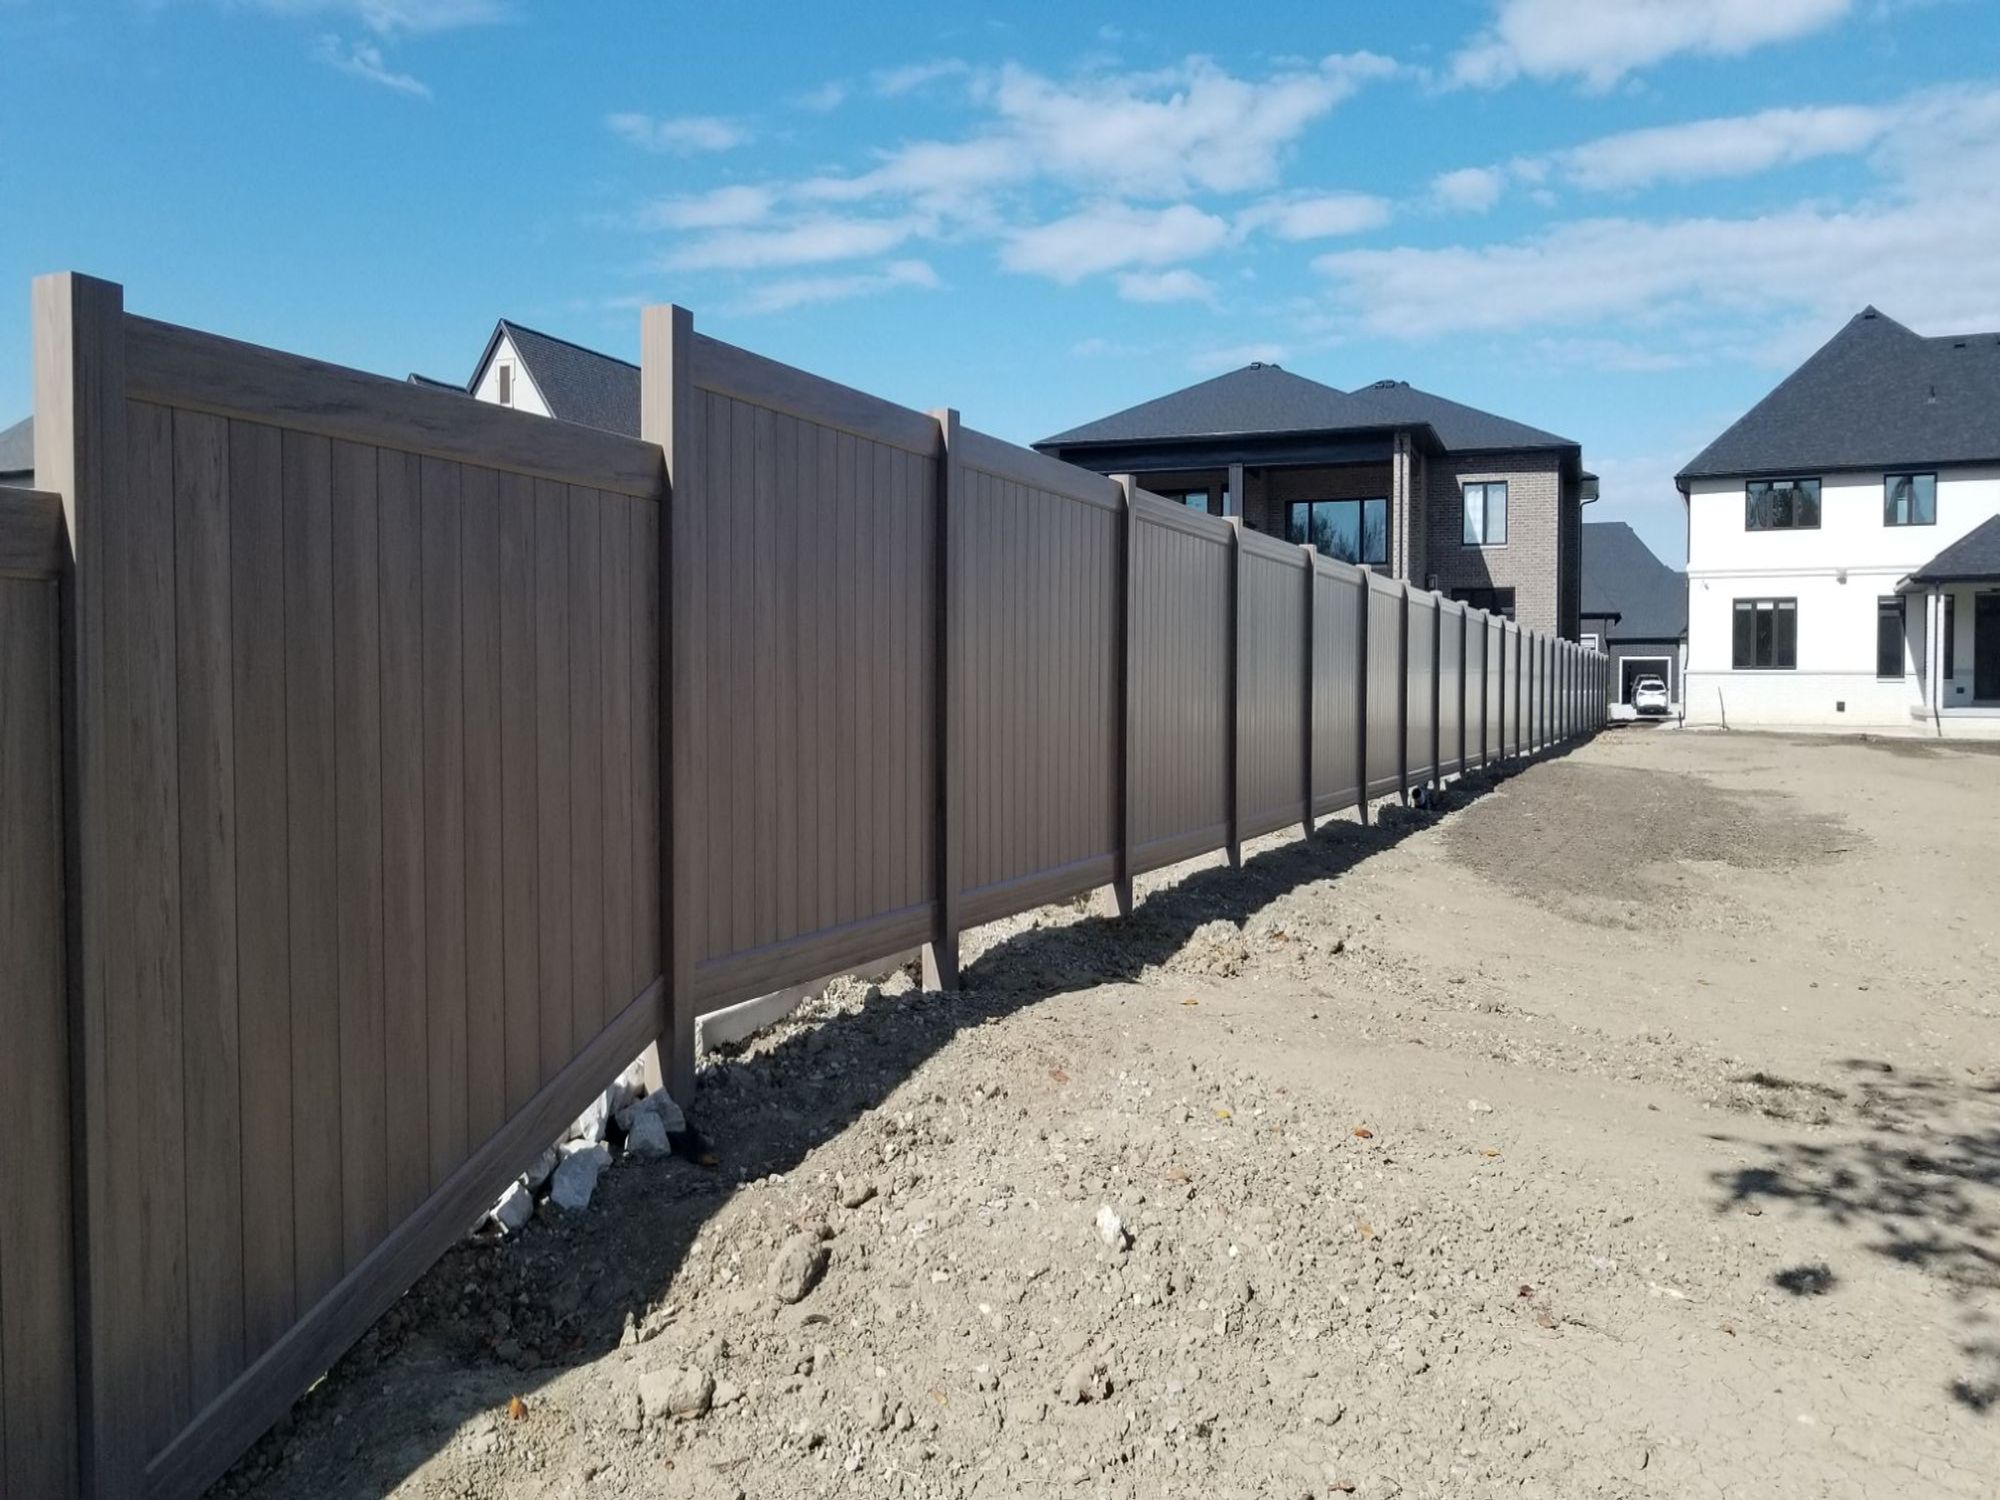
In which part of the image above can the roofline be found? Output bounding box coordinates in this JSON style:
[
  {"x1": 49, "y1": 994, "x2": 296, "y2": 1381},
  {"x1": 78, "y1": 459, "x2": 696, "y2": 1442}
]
[
  {"x1": 1677, "y1": 454, "x2": 2000, "y2": 485},
  {"x1": 500, "y1": 318, "x2": 640, "y2": 372},
  {"x1": 466, "y1": 317, "x2": 640, "y2": 398},
  {"x1": 1037, "y1": 423, "x2": 1579, "y2": 461}
]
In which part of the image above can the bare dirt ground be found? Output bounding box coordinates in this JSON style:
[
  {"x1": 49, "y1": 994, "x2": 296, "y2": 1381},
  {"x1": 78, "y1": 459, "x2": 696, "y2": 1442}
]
[{"x1": 217, "y1": 727, "x2": 2000, "y2": 1500}]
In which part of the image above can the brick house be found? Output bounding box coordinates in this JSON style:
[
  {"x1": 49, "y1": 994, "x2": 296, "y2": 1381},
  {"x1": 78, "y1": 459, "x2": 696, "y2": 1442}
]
[{"x1": 1034, "y1": 363, "x2": 1591, "y2": 639}]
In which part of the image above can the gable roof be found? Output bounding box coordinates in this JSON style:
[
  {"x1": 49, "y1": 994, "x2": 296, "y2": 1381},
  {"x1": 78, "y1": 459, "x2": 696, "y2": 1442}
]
[
  {"x1": 473, "y1": 320, "x2": 640, "y2": 438},
  {"x1": 0, "y1": 416, "x2": 32, "y2": 481},
  {"x1": 1907, "y1": 514, "x2": 2000, "y2": 585},
  {"x1": 1582, "y1": 521, "x2": 1686, "y2": 641},
  {"x1": 1036, "y1": 362, "x2": 1576, "y2": 456},
  {"x1": 1349, "y1": 379, "x2": 1575, "y2": 451},
  {"x1": 1678, "y1": 307, "x2": 2000, "y2": 481}
]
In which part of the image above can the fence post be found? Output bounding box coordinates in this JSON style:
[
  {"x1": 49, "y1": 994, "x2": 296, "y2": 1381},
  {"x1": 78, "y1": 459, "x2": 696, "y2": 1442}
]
[
  {"x1": 1429, "y1": 595, "x2": 1442, "y2": 793},
  {"x1": 1226, "y1": 518, "x2": 1244, "y2": 868},
  {"x1": 1300, "y1": 547, "x2": 1315, "y2": 838},
  {"x1": 1354, "y1": 571, "x2": 1370, "y2": 827},
  {"x1": 922, "y1": 409, "x2": 962, "y2": 990},
  {"x1": 34, "y1": 270, "x2": 123, "y2": 1500},
  {"x1": 1112, "y1": 476, "x2": 1138, "y2": 916},
  {"x1": 1458, "y1": 607, "x2": 1469, "y2": 778},
  {"x1": 1397, "y1": 582, "x2": 1410, "y2": 805},
  {"x1": 640, "y1": 304, "x2": 699, "y2": 1107}
]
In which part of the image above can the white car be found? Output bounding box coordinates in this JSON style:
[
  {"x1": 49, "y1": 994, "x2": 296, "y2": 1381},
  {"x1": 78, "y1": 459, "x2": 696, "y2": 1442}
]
[{"x1": 1632, "y1": 675, "x2": 1671, "y2": 716}]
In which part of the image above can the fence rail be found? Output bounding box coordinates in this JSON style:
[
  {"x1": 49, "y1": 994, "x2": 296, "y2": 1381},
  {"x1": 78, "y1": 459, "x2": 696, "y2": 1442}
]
[{"x1": 5, "y1": 276, "x2": 1606, "y2": 1500}]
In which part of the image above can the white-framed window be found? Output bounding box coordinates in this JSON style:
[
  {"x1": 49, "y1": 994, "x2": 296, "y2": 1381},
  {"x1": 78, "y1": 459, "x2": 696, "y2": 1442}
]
[
  {"x1": 1581, "y1": 632, "x2": 1600, "y2": 651},
  {"x1": 1462, "y1": 481, "x2": 1508, "y2": 546}
]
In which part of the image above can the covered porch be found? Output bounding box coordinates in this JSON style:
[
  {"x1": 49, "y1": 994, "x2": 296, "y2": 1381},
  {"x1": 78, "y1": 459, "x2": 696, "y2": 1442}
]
[
  {"x1": 1119, "y1": 458, "x2": 1405, "y2": 570},
  {"x1": 1901, "y1": 516, "x2": 2000, "y2": 728}
]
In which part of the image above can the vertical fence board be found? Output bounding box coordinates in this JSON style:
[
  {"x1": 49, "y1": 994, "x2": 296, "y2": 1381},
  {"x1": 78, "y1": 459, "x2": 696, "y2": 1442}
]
[
  {"x1": 420, "y1": 457, "x2": 468, "y2": 1187},
  {"x1": 601, "y1": 491, "x2": 636, "y2": 1006},
  {"x1": 376, "y1": 449, "x2": 430, "y2": 1226},
  {"x1": 568, "y1": 490, "x2": 606, "y2": 1048},
  {"x1": 533, "y1": 478, "x2": 573, "y2": 1082},
  {"x1": 498, "y1": 473, "x2": 541, "y2": 1113},
  {"x1": 329, "y1": 439, "x2": 388, "y2": 1268},
  {"x1": 462, "y1": 466, "x2": 506, "y2": 1148},
  {"x1": 172, "y1": 410, "x2": 245, "y2": 1409}
]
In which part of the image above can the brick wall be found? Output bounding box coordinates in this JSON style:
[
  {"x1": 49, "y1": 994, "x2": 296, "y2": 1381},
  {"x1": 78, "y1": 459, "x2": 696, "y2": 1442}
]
[{"x1": 1421, "y1": 451, "x2": 1569, "y2": 636}]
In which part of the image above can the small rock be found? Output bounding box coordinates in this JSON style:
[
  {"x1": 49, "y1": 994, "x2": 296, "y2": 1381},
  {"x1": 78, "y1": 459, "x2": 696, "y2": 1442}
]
[
  {"x1": 713, "y1": 1379, "x2": 743, "y2": 1409},
  {"x1": 637, "y1": 1366, "x2": 714, "y2": 1422},
  {"x1": 550, "y1": 1142, "x2": 610, "y2": 1213},
  {"x1": 857, "y1": 1390, "x2": 891, "y2": 1431},
  {"x1": 1467, "y1": 1099, "x2": 1494, "y2": 1114},
  {"x1": 767, "y1": 1232, "x2": 831, "y2": 1305},
  {"x1": 490, "y1": 1179, "x2": 534, "y2": 1235},
  {"x1": 615, "y1": 1391, "x2": 643, "y2": 1433},
  {"x1": 625, "y1": 1111, "x2": 671, "y2": 1158},
  {"x1": 565, "y1": 1092, "x2": 610, "y2": 1146},
  {"x1": 1303, "y1": 1396, "x2": 1345, "y2": 1426},
  {"x1": 838, "y1": 1177, "x2": 878, "y2": 1210},
  {"x1": 1095, "y1": 1204, "x2": 1130, "y2": 1251},
  {"x1": 1058, "y1": 1358, "x2": 1111, "y2": 1405},
  {"x1": 523, "y1": 1147, "x2": 560, "y2": 1191}
]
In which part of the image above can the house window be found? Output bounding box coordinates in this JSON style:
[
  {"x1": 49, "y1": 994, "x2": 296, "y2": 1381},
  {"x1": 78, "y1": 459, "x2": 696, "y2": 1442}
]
[
  {"x1": 1877, "y1": 596, "x2": 1905, "y2": 679},
  {"x1": 1732, "y1": 598, "x2": 1797, "y2": 669},
  {"x1": 1884, "y1": 472, "x2": 1935, "y2": 526},
  {"x1": 1176, "y1": 491, "x2": 1210, "y2": 512},
  {"x1": 1287, "y1": 498, "x2": 1388, "y2": 566},
  {"x1": 1745, "y1": 478, "x2": 1820, "y2": 530},
  {"x1": 1449, "y1": 586, "x2": 1516, "y2": 621},
  {"x1": 1581, "y1": 632, "x2": 1600, "y2": 651},
  {"x1": 496, "y1": 362, "x2": 514, "y2": 406},
  {"x1": 1945, "y1": 595, "x2": 1957, "y2": 679},
  {"x1": 1462, "y1": 481, "x2": 1508, "y2": 546}
]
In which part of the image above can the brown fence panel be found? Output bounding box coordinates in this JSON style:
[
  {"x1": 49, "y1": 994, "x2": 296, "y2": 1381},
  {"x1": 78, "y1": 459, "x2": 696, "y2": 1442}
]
[
  {"x1": 1127, "y1": 491, "x2": 1233, "y2": 874},
  {"x1": 0, "y1": 489, "x2": 76, "y2": 1500},
  {"x1": 35, "y1": 274, "x2": 668, "y2": 1500},
  {"x1": 1235, "y1": 528, "x2": 1309, "y2": 841},
  {"x1": 954, "y1": 430, "x2": 1121, "y2": 927},
  {"x1": 1438, "y1": 599, "x2": 1465, "y2": 778},
  {"x1": 1406, "y1": 590, "x2": 1438, "y2": 789},
  {"x1": 1364, "y1": 574, "x2": 1404, "y2": 798},
  {"x1": 1310, "y1": 558, "x2": 1364, "y2": 815},
  {"x1": 670, "y1": 328, "x2": 940, "y2": 1009}
]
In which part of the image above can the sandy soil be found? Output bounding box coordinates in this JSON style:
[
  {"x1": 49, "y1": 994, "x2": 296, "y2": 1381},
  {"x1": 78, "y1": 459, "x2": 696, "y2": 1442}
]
[{"x1": 215, "y1": 726, "x2": 2000, "y2": 1500}]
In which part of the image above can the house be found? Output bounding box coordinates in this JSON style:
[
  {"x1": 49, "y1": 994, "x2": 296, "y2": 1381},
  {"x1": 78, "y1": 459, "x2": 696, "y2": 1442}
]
[
  {"x1": 0, "y1": 415, "x2": 32, "y2": 487},
  {"x1": 464, "y1": 320, "x2": 640, "y2": 435},
  {"x1": 1677, "y1": 306, "x2": 2000, "y2": 730},
  {"x1": 1033, "y1": 364, "x2": 1591, "y2": 638},
  {"x1": 1580, "y1": 520, "x2": 1687, "y2": 707}
]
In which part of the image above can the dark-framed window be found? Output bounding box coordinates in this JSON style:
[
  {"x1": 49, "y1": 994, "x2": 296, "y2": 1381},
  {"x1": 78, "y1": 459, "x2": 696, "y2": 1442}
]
[
  {"x1": 1462, "y1": 480, "x2": 1508, "y2": 545},
  {"x1": 1732, "y1": 597, "x2": 1797, "y2": 669},
  {"x1": 1884, "y1": 472, "x2": 1935, "y2": 527},
  {"x1": 1945, "y1": 595, "x2": 1957, "y2": 680},
  {"x1": 1287, "y1": 498, "x2": 1388, "y2": 566},
  {"x1": 1448, "y1": 585, "x2": 1516, "y2": 620},
  {"x1": 1175, "y1": 490, "x2": 1210, "y2": 512},
  {"x1": 1877, "y1": 596, "x2": 1906, "y2": 679},
  {"x1": 1745, "y1": 478, "x2": 1821, "y2": 531}
]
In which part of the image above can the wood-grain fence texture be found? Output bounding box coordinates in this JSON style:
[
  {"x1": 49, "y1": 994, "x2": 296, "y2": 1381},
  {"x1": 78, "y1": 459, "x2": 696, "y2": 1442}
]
[{"x1": 10, "y1": 279, "x2": 1606, "y2": 1499}]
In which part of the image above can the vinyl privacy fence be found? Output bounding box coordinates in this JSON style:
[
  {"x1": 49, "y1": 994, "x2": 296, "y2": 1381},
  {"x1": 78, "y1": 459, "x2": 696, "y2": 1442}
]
[{"x1": 3, "y1": 276, "x2": 1606, "y2": 1500}]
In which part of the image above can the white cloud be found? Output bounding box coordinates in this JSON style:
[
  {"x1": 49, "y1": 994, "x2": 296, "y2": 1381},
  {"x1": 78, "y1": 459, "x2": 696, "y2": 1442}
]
[
  {"x1": 793, "y1": 81, "x2": 848, "y2": 112},
  {"x1": 660, "y1": 215, "x2": 928, "y2": 272},
  {"x1": 1555, "y1": 104, "x2": 1893, "y2": 190},
  {"x1": 1189, "y1": 342, "x2": 1288, "y2": 373},
  {"x1": 985, "y1": 53, "x2": 1399, "y2": 198},
  {"x1": 1000, "y1": 202, "x2": 1231, "y2": 283},
  {"x1": 1431, "y1": 166, "x2": 1505, "y2": 212},
  {"x1": 606, "y1": 112, "x2": 749, "y2": 155},
  {"x1": 1115, "y1": 268, "x2": 1217, "y2": 304},
  {"x1": 872, "y1": 58, "x2": 971, "y2": 96},
  {"x1": 242, "y1": 0, "x2": 505, "y2": 33},
  {"x1": 734, "y1": 259, "x2": 941, "y2": 315},
  {"x1": 1236, "y1": 191, "x2": 1392, "y2": 240},
  {"x1": 638, "y1": 185, "x2": 776, "y2": 231},
  {"x1": 313, "y1": 34, "x2": 429, "y2": 95},
  {"x1": 1452, "y1": 0, "x2": 1852, "y2": 90},
  {"x1": 797, "y1": 137, "x2": 1031, "y2": 213}
]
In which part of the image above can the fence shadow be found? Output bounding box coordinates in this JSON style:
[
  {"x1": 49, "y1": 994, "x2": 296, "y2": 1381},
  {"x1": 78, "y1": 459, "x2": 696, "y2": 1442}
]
[
  {"x1": 1711, "y1": 1056, "x2": 2000, "y2": 1413},
  {"x1": 217, "y1": 747, "x2": 1571, "y2": 1495}
]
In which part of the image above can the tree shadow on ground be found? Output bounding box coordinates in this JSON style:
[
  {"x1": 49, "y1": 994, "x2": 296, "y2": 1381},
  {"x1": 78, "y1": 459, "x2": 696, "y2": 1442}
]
[
  {"x1": 215, "y1": 750, "x2": 1568, "y2": 1496},
  {"x1": 1712, "y1": 1057, "x2": 2000, "y2": 1414}
]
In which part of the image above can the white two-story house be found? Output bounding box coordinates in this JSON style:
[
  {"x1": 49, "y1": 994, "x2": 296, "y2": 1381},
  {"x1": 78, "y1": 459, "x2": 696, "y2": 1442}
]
[{"x1": 1678, "y1": 306, "x2": 2000, "y2": 732}]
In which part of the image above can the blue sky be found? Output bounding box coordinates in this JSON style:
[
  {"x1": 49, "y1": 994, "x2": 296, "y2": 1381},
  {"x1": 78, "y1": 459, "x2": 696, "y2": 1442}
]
[{"x1": 3, "y1": 0, "x2": 1996, "y2": 564}]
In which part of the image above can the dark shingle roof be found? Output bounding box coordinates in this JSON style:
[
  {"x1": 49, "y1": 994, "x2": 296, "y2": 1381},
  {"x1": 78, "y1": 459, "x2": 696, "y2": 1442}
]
[
  {"x1": 478, "y1": 321, "x2": 640, "y2": 438},
  {"x1": 1908, "y1": 514, "x2": 2000, "y2": 585},
  {"x1": 1582, "y1": 521, "x2": 1686, "y2": 641},
  {"x1": 1037, "y1": 363, "x2": 1398, "y2": 448},
  {"x1": 1349, "y1": 380, "x2": 1575, "y2": 451},
  {"x1": 407, "y1": 372, "x2": 467, "y2": 392},
  {"x1": 1678, "y1": 307, "x2": 2000, "y2": 481},
  {"x1": 1036, "y1": 363, "x2": 1576, "y2": 455},
  {"x1": 0, "y1": 415, "x2": 32, "y2": 481}
]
